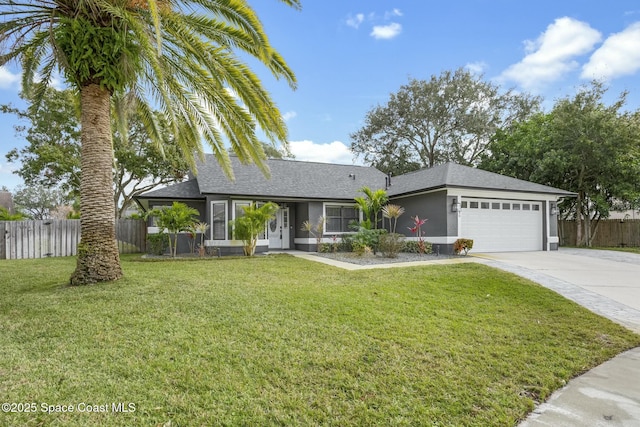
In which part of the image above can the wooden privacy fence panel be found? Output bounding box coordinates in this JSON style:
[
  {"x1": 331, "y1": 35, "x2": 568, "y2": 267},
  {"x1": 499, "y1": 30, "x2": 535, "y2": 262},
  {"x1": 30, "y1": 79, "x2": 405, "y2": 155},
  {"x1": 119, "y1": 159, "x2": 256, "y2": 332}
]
[
  {"x1": 1, "y1": 219, "x2": 146, "y2": 259},
  {"x1": 558, "y1": 220, "x2": 640, "y2": 247},
  {"x1": 115, "y1": 219, "x2": 147, "y2": 254}
]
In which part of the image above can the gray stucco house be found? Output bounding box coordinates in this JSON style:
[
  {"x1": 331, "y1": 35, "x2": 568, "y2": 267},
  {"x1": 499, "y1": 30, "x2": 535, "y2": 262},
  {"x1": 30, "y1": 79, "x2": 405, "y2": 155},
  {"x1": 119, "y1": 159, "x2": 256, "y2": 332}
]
[{"x1": 135, "y1": 155, "x2": 573, "y2": 255}]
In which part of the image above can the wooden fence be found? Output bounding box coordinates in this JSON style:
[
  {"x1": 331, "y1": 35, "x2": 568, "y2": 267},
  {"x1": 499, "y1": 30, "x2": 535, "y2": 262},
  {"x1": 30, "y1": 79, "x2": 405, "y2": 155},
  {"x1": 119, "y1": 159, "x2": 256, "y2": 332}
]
[
  {"x1": 558, "y1": 219, "x2": 640, "y2": 247},
  {"x1": 0, "y1": 219, "x2": 146, "y2": 260}
]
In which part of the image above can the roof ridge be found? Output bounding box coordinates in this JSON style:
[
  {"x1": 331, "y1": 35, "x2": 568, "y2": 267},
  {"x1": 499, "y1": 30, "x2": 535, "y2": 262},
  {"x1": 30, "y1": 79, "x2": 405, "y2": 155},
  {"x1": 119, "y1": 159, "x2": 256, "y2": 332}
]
[{"x1": 207, "y1": 153, "x2": 378, "y2": 170}]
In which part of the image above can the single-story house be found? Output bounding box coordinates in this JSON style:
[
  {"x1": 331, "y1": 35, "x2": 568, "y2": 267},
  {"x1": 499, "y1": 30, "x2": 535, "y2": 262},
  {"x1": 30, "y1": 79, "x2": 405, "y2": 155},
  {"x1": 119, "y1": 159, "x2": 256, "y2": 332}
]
[{"x1": 135, "y1": 155, "x2": 574, "y2": 255}]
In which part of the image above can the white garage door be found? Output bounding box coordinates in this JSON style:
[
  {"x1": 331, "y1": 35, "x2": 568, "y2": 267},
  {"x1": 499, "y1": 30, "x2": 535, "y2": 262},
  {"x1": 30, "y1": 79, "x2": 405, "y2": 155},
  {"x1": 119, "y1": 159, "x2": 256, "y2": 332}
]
[{"x1": 459, "y1": 199, "x2": 543, "y2": 252}]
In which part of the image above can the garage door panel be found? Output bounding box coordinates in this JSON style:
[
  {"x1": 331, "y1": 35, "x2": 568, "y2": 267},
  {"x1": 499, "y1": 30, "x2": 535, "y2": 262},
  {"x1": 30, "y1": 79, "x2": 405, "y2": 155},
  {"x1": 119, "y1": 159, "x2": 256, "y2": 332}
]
[{"x1": 460, "y1": 199, "x2": 542, "y2": 252}]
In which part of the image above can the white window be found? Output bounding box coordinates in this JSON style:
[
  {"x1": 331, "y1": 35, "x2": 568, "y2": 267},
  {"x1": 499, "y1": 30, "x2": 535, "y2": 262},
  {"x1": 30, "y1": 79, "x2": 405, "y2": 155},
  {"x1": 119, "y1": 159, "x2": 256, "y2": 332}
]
[
  {"x1": 232, "y1": 200, "x2": 270, "y2": 239},
  {"x1": 324, "y1": 204, "x2": 359, "y2": 233},
  {"x1": 233, "y1": 200, "x2": 251, "y2": 221},
  {"x1": 210, "y1": 201, "x2": 228, "y2": 240}
]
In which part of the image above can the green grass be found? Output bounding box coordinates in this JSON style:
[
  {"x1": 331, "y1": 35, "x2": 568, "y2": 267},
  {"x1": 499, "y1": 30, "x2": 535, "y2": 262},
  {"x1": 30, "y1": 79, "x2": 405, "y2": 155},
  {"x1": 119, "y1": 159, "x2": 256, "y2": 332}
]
[
  {"x1": 591, "y1": 246, "x2": 640, "y2": 254},
  {"x1": 1, "y1": 255, "x2": 638, "y2": 426}
]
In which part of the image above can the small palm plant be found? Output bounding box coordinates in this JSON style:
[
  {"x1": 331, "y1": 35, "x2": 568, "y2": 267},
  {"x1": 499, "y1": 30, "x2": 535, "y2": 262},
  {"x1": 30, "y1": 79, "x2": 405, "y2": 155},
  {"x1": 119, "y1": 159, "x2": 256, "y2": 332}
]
[
  {"x1": 354, "y1": 187, "x2": 389, "y2": 229},
  {"x1": 382, "y1": 204, "x2": 405, "y2": 233},
  {"x1": 301, "y1": 216, "x2": 325, "y2": 252},
  {"x1": 231, "y1": 203, "x2": 279, "y2": 256},
  {"x1": 194, "y1": 221, "x2": 210, "y2": 257},
  {"x1": 148, "y1": 202, "x2": 199, "y2": 257},
  {"x1": 379, "y1": 204, "x2": 406, "y2": 258}
]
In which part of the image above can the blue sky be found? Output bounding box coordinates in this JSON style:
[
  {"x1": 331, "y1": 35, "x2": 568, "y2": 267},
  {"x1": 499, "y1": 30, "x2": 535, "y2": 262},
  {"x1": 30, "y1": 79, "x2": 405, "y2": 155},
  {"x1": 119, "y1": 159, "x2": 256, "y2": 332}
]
[{"x1": 2, "y1": 0, "x2": 640, "y2": 191}]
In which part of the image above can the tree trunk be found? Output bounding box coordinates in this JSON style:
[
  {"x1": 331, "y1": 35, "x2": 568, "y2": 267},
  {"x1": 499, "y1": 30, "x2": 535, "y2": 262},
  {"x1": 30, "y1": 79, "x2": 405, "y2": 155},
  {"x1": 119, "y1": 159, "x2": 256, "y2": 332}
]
[
  {"x1": 575, "y1": 191, "x2": 584, "y2": 246},
  {"x1": 585, "y1": 198, "x2": 592, "y2": 247},
  {"x1": 70, "y1": 84, "x2": 123, "y2": 285}
]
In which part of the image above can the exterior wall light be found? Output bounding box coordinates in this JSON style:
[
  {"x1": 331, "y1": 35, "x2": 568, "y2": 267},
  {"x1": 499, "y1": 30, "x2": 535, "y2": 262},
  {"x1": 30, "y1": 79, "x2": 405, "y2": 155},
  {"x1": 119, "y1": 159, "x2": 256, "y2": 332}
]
[
  {"x1": 451, "y1": 199, "x2": 458, "y2": 213},
  {"x1": 550, "y1": 206, "x2": 558, "y2": 215}
]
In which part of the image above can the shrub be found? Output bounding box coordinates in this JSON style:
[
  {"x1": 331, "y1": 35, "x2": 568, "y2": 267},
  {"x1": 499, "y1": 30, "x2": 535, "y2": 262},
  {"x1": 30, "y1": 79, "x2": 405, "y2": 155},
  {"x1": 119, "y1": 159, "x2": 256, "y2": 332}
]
[
  {"x1": 351, "y1": 243, "x2": 375, "y2": 256},
  {"x1": 352, "y1": 227, "x2": 387, "y2": 254},
  {"x1": 319, "y1": 243, "x2": 332, "y2": 253},
  {"x1": 0, "y1": 207, "x2": 27, "y2": 220},
  {"x1": 147, "y1": 233, "x2": 168, "y2": 255},
  {"x1": 339, "y1": 235, "x2": 354, "y2": 252},
  {"x1": 453, "y1": 238, "x2": 474, "y2": 255},
  {"x1": 402, "y1": 240, "x2": 433, "y2": 254},
  {"x1": 379, "y1": 233, "x2": 405, "y2": 258}
]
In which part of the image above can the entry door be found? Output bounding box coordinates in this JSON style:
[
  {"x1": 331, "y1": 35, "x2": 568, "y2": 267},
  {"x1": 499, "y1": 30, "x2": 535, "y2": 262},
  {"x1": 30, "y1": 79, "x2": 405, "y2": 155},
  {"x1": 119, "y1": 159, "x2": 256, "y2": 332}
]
[{"x1": 268, "y1": 208, "x2": 290, "y2": 249}]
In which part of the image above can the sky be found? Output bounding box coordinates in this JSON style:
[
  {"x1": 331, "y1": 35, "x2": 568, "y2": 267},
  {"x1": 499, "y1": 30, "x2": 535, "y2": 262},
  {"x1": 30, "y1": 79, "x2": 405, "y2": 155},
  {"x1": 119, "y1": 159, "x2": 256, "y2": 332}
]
[{"x1": 2, "y1": 0, "x2": 640, "y2": 191}]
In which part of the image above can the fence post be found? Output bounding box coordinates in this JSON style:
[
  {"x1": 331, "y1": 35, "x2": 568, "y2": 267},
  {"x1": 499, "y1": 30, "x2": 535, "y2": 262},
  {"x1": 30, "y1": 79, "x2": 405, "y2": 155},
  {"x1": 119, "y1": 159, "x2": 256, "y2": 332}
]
[{"x1": 0, "y1": 222, "x2": 6, "y2": 260}]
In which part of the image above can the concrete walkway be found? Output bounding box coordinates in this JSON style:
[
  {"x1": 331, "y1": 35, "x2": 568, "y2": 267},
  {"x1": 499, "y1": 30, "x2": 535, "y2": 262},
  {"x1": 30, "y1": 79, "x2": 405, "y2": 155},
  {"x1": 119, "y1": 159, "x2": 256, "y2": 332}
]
[{"x1": 288, "y1": 249, "x2": 640, "y2": 427}]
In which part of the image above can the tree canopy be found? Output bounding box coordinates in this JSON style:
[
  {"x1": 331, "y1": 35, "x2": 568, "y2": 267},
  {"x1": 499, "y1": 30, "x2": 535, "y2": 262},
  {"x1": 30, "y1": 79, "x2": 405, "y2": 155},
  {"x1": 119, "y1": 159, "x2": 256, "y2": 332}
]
[
  {"x1": 3, "y1": 88, "x2": 190, "y2": 218},
  {"x1": 350, "y1": 68, "x2": 540, "y2": 174},
  {"x1": 12, "y1": 184, "x2": 68, "y2": 220}
]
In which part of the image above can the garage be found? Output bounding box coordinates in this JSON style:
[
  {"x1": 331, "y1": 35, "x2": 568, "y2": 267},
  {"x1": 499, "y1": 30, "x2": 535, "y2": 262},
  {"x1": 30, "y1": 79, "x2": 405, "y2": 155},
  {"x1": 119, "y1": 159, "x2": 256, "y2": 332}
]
[{"x1": 459, "y1": 198, "x2": 543, "y2": 252}]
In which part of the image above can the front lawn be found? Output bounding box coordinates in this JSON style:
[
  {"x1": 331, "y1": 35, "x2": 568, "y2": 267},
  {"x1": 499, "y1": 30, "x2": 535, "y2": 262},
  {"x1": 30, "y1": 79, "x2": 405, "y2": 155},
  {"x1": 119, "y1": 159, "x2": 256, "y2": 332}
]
[{"x1": 1, "y1": 255, "x2": 638, "y2": 426}]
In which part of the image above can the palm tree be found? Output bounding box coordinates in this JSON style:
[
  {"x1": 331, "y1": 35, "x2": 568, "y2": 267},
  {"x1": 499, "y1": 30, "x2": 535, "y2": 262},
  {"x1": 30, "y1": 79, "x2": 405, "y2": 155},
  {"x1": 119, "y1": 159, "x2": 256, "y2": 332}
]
[
  {"x1": 231, "y1": 202, "x2": 279, "y2": 256},
  {"x1": 355, "y1": 187, "x2": 389, "y2": 229},
  {"x1": 0, "y1": 0, "x2": 300, "y2": 284}
]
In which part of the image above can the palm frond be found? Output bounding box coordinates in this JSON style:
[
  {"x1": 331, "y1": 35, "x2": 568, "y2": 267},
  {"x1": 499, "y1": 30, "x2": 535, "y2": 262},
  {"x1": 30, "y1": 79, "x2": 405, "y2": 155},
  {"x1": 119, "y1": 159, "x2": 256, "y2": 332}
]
[{"x1": 1, "y1": 0, "x2": 297, "y2": 180}]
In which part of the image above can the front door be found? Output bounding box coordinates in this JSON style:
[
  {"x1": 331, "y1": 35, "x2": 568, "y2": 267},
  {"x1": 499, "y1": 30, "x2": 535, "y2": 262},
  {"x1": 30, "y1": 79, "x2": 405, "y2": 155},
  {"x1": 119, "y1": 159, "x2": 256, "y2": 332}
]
[{"x1": 268, "y1": 207, "x2": 290, "y2": 249}]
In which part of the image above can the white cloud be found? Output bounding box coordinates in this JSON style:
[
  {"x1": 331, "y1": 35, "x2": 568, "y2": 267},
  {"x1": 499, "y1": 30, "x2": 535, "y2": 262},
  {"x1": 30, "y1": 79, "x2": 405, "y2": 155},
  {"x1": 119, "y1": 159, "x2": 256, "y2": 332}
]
[
  {"x1": 581, "y1": 22, "x2": 640, "y2": 80},
  {"x1": 499, "y1": 17, "x2": 601, "y2": 90},
  {"x1": 465, "y1": 61, "x2": 488, "y2": 75},
  {"x1": 370, "y1": 22, "x2": 402, "y2": 40},
  {"x1": 0, "y1": 66, "x2": 21, "y2": 90},
  {"x1": 288, "y1": 140, "x2": 356, "y2": 164},
  {"x1": 346, "y1": 13, "x2": 365, "y2": 29},
  {"x1": 384, "y1": 9, "x2": 403, "y2": 19},
  {"x1": 282, "y1": 111, "x2": 297, "y2": 121}
]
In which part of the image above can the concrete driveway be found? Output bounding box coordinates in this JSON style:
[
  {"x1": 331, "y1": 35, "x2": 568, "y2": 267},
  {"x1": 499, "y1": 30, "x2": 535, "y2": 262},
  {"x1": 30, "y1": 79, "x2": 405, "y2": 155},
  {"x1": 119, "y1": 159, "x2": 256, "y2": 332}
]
[
  {"x1": 474, "y1": 248, "x2": 640, "y2": 427},
  {"x1": 475, "y1": 248, "x2": 640, "y2": 333}
]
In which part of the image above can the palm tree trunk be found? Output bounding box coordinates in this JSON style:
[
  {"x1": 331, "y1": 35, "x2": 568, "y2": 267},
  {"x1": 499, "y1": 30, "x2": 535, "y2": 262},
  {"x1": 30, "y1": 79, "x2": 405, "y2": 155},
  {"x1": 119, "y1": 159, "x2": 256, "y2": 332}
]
[{"x1": 70, "y1": 84, "x2": 123, "y2": 285}]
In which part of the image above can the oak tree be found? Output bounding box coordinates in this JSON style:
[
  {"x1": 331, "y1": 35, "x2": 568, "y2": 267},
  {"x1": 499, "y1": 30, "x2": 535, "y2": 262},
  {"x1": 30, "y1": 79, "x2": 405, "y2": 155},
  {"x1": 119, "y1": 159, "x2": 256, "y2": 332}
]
[{"x1": 351, "y1": 68, "x2": 540, "y2": 174}]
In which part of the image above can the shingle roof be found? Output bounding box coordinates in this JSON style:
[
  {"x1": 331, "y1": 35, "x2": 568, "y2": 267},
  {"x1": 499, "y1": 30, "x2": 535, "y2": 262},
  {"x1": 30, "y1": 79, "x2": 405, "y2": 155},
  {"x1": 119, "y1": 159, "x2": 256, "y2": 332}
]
[
  {"x1": 387, "y1": 163, "x2": 575, "y2": 196},
  {"x1": 138, "y1": 179, "x2": 203, "y2": 199},
  {"x1": 137, "y1": 158, "x2": 573, "y2": 201},
  {"x1": 194, "y1": 155, "x2": 387, "y2": 200}
]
